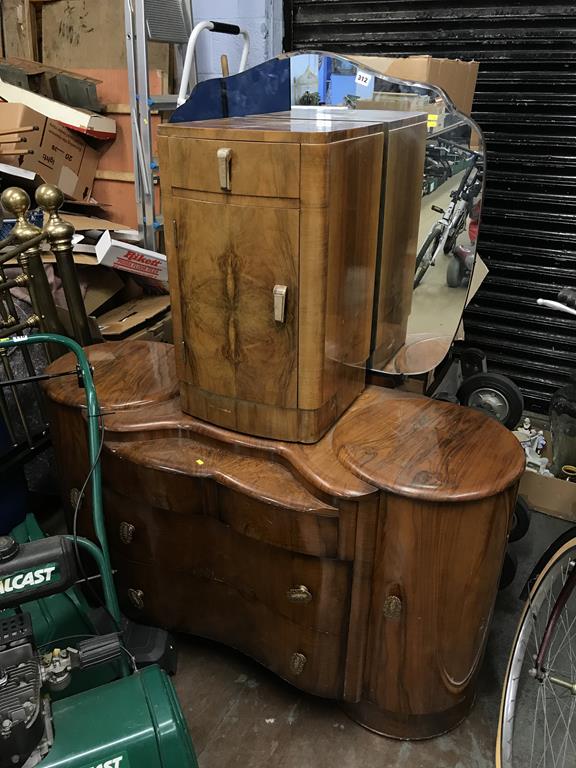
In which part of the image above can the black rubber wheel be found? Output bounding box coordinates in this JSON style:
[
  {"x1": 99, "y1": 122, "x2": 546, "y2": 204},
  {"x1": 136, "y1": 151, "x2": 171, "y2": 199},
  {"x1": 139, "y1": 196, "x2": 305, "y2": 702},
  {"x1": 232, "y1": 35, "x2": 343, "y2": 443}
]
[
  {"x1": 414, "y1": 229, "x2": 441, "y2": 288},
  {"x1": 499, "y1": 549, "x2": 518, "y2": 590},
  {"x1": 446, "y1": 257, "x2": 464, "y2": 287},
  {"x1": 457, "y1": 372, "x2": 524, "y2": 429},
  {"x1": 509, "y1": 495, "x2": 531, "y2": 543}
]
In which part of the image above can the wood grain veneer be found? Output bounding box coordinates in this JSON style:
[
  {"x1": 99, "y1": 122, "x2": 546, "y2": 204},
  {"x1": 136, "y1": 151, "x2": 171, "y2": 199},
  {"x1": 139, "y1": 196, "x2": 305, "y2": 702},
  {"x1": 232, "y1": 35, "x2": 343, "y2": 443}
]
[
  {"x1": 158, "y1": 115, "x2": 384, "y2": 442},
  {"x1": 44, "y1": 341, "x2": 524, "y2": 739},
  {"x1": 256, "y1": 108, "x2": 428, "y2": 369}
]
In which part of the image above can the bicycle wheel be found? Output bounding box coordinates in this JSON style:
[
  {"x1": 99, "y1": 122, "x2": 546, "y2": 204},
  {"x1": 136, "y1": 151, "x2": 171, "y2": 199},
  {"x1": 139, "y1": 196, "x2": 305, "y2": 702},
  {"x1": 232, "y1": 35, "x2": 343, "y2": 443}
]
[
  {"x1": 497, "y1": 536, "x2": 576, "y2": 768},
  {"x1": 414, "y1": 230, "x2": 441, "y2": 288}
]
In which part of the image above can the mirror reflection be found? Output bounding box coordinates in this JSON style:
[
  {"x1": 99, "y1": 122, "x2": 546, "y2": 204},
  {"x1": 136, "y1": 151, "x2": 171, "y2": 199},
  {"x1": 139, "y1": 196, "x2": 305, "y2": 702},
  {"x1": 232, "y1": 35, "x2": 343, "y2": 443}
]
[{"x1": 286, "y1": 53, "x2": 484, "y2": 377}]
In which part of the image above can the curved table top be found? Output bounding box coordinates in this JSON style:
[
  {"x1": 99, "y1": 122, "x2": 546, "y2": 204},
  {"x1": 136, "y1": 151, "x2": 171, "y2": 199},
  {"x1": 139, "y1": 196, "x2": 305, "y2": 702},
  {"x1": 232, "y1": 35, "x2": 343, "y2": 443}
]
[{"x1": 44, "y1": 340, "x2": 525, "y2": 503}]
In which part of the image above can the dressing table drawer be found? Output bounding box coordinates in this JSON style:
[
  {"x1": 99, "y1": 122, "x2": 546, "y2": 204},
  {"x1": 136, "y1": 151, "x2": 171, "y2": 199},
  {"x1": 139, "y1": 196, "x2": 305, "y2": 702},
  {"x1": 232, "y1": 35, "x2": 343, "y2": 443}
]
[
  {"x1": 108, "y1": 504, "x2": 350, "y2": 636},
  {"x1": 117, "y1": 557, "x2": 346, "y2": 698}
]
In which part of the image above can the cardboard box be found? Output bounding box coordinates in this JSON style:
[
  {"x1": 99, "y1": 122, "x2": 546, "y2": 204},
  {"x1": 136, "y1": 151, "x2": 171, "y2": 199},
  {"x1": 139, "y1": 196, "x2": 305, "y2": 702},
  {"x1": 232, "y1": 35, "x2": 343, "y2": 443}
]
[
  {"x1": 356, "y1": 92, "x2": 446, "y2": 130},
  {"x1": 516, "y1": 428, "x2": 576, "y2": 524},
  {"x1": 0, "y1": 78, "x2": 116, "y2": 138},
  {"x1": 0, "y1": 103, "x2": 99, "y2": 200},
  {"x1": 519, "y1": 472, "x2": 576, "y2": 524},
  {"x1": 97, "y1": 295, "x2": 170, "y2": 338},
  {"x1": 95, "y1": 230, "x2": 168, "y2": 282},
  {"x1": 0, "y1": 57, "x2": 101, "y2": 111},
  {"x1": 349, "y1": 55, "x2": 479, "y2": 116}
]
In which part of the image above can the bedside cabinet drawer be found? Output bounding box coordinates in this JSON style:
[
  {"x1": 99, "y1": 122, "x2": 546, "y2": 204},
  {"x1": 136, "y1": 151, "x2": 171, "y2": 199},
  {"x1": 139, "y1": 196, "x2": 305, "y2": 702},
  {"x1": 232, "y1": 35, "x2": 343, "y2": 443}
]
[{"x1": 167, "y1": 138, "x2": 300, "y2": 199}]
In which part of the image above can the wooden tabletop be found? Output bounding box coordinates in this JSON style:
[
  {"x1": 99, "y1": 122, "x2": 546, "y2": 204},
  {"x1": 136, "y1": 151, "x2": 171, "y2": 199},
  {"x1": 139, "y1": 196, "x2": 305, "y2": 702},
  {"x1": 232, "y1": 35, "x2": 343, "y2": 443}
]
[
  {"x1": 158, "y1": 115, "x2": 385, "y2": 143},
  {"x1": 44, "y1": 341, "x2": 525, "y2": 503}
]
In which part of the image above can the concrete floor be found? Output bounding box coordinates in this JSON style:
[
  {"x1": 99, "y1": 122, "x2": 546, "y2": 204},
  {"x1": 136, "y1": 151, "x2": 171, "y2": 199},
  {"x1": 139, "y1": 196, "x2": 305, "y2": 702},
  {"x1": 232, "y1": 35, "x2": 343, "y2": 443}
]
[{"x1": 173, "y1": 511, "x2": 573, "y2": 767}]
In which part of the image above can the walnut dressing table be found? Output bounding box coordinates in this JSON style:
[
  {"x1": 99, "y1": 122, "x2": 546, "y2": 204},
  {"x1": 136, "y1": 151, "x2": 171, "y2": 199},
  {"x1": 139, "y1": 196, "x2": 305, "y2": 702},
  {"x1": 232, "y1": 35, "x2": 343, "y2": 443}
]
[{"x1": 43, "y1": 341, "x2": 525, "y2": 739}]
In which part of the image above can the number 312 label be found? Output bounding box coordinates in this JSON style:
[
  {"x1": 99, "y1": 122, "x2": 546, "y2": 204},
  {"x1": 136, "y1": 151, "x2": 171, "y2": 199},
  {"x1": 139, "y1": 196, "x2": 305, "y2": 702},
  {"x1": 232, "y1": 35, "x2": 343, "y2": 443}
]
[{"x1": 355, "y1": 71, "x2": 372, "y2": 87}]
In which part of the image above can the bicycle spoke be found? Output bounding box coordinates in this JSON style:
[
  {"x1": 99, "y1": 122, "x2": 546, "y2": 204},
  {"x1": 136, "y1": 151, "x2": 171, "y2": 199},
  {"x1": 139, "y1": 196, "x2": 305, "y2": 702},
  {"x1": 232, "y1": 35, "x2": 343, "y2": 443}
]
[
  {"x1": 548, "y1": 610, "x2": 576, "y2": 672},
  {"x1": 531, "y1": 682, "x2": 543, "y2": 768},
  {"x1": 560, "y1": 697, "x2": 576, "y2": 768},
  {"x1": 544, "y1": 679, "x2": 576, "y2": 766},
  {"x1": 500, "y1": 544, "x2": 576, "y2": 768}
]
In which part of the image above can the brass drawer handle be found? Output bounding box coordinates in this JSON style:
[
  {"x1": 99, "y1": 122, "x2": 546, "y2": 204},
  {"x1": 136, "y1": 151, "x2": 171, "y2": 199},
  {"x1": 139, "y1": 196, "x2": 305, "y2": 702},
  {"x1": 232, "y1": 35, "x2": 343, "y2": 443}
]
[
  {"x1": 383, "y1": 595, "x2": 402, "y2": 619},
  {"x1": 119, "y1": 522, "x2": 136, "y2": 545},
  {"x1": 289, "y1": 652, "x2": 307, "y2": 675},
  {"x1": 287, "y1": 585, "x2": 312, "y2": 604},
  {"x1": 70, "y1": 487, "x2": 81, "y2": 509},
  {"x1": 128, "y1": 588, "x2": 144, "y2": 610},
  {"x1": 217, "y1": 147, "x2": 232, "y2": 191}
]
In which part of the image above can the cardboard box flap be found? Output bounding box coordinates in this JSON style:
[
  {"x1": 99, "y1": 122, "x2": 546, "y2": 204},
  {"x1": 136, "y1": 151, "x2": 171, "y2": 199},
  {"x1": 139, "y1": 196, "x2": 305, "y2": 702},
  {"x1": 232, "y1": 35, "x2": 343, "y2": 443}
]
[
  {"x1": 64, "y1": 214, "x2": 131, "y2": 232},
  {"x1": 0, "y1": 79, "x2": 116, "y2": 138},
  {"x1": 98, "y1": 295, "x2": 170, "y2": 337}
]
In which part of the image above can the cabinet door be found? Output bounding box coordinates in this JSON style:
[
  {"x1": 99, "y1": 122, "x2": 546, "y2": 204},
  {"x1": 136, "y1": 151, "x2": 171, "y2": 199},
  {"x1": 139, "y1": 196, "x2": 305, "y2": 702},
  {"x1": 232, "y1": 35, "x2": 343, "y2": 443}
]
[{"x1": 173, "y1": 197, "x2": 299, "y2": 408}]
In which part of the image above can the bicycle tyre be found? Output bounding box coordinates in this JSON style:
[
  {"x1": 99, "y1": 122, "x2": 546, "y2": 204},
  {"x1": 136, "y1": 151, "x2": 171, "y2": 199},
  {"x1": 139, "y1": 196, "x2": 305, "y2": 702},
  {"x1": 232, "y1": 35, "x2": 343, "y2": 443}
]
[
  {"x1": 414, "y1": 230, "x2": 441, "y2": 288},
  {"x1": 496, "y1": 536, "x2": 576, "y2": 768},
  {"x1": 446, "y1": 256, "x2": 464, "y2": 287}
]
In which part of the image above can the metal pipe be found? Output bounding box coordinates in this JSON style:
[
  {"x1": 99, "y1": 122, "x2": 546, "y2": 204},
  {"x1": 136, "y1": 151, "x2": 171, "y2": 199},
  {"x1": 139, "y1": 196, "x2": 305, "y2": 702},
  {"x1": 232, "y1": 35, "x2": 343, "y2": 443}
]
[
  {"x1": 0, "y1": 368, "x2": 77, "y2": 388},
  {"x1": 0, "y1": 265, "x2": 48, "y2": 421},
  {"x1": 0, "y1": 348, "x2": 32, "y2": 444},
  {"x1": 66, "y1": 536, "x2": 121, "y2": 627},
  {"x1": 0, "y1": 314, "x2": 39, "y2": 336},
  {"x1": 0, "y1": 334, "x2": 118, "y2": 626},
  {"x1": 0, "y1": 233, "x2": 45, "y2": 266},
  {"x1": 36, "y1": 185, "x2": 93, "y2": 347},
  {"x1": 0, "y1": 272, "x2": 28, "y2": 292},
  {"x1": 0, "y1": 188, "x2": 65, "y2": 344},
  {"x1": 0, "y1": 296, "x2": 37, "y2": 443},
  {"x1": 0, "y1": 232, "x2": 15, "y2": 251},
  {"x1": 0, "y1": 382, "x2": 16, "y2": 444}
]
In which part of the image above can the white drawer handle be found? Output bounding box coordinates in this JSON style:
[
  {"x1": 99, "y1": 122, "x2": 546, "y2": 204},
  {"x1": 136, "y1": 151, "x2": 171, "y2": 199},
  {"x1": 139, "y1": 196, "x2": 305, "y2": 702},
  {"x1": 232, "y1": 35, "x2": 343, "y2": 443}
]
[{"x1": 217, "y1": 147, "x2": 232, "y2": 191}]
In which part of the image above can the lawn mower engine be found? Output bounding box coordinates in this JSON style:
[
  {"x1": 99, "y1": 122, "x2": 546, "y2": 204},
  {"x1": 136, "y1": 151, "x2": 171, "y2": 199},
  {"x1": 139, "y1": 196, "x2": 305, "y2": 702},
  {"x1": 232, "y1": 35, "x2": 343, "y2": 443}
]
[{"x1": 0, "y1": 535, "x2": 197, "y2": 768}]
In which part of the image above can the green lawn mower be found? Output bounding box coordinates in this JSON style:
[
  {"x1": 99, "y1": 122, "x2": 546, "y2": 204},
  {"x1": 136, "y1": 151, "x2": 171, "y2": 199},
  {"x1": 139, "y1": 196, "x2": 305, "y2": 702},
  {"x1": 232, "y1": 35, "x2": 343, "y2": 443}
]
[{"x1": 0, "y1": 333, "x2": 198, "y2": 768}]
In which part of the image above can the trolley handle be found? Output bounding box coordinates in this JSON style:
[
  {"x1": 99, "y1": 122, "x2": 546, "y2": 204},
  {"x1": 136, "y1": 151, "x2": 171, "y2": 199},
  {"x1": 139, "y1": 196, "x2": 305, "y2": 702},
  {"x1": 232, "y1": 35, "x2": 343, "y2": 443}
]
[
  {"x1": 177, "y1": 21, "x2": 251, "y2": 107},
  {"x1": 210, "y1": 22, "x2": 241, "y2": 35},
  {"x1": 537, "y1": 287, "x2": 576, "y2": 317}
]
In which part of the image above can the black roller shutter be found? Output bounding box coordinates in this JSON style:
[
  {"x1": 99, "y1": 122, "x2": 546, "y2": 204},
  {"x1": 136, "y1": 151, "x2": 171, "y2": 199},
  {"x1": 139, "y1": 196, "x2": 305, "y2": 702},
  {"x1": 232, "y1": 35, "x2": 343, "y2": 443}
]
[{"x1": 284, "y1": 1, "x2": 576, "y2": 413}]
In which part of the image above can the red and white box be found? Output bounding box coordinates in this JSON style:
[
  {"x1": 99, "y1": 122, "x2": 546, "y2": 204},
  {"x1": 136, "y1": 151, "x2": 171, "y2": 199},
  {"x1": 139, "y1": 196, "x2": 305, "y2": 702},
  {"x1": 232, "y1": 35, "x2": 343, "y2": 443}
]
[{"x1": 95, "y1": 230, "x2": 168, "y2": 282}]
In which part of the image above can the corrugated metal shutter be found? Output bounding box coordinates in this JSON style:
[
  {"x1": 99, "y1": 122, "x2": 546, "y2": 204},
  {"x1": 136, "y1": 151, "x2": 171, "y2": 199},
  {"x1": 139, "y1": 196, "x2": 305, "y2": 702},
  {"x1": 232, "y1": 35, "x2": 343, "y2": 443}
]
[{"x1": 285, "y1": 1, "x2": 576, "y2": 413}]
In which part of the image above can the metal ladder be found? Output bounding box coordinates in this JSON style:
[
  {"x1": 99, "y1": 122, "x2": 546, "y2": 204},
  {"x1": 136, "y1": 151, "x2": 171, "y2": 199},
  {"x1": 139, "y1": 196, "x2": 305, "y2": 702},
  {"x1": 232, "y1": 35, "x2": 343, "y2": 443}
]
[
  {"x1": 124, "y1": 0, "x2": 194, "y2": 251},
  {"x1": 124, "y1": 1, "x2": 250, "y2": 251}
]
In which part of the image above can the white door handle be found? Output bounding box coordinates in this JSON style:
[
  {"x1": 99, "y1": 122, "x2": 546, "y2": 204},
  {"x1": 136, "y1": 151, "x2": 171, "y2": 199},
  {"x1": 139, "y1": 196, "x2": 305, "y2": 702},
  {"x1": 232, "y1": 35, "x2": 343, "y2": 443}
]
[{"x1": 273, "y1": 285, "x2": 287, "y2": 323}]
